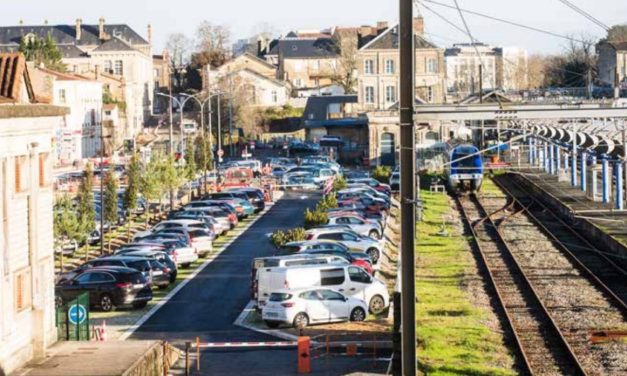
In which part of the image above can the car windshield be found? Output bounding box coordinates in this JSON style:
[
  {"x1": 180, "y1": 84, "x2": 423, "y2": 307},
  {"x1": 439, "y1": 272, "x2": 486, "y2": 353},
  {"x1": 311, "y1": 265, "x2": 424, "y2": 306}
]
[
  {"x1": 269, "y1": 293, "x2": 292, "y2": 302},
  {"x1": 119, "y1": 272, "x2": 146, "y2": 284}
]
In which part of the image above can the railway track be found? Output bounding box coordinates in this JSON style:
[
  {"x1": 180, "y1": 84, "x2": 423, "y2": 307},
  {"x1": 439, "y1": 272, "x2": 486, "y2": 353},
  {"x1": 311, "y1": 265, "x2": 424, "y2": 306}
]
[
  {"x1": 493, "y1": 174, "x2": 627, "y2": 311},
  {"x1": 457, "y1": 194, "x2": 587, "y2": 376}
]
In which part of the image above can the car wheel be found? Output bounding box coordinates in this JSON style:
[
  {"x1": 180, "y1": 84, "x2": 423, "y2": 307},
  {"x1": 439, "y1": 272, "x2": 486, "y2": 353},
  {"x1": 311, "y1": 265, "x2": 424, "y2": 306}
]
[
  {"x1": 367, "y1": 248, "x2": 380, "y2": 264},
  {"x1": 369, "y1": 295, "x2": 385, "y2": 314},
  {"x1": 133, "y1": 301, "x2": 148, "y2": 309},
  {"x1": 265, "y1": 320, "x2": 280, "y2": 329},
  {"x1": 368, "y1": 230, "x2": 380, "y2": 239},
  {"x1": 350, "y1": 307, "x2": 366, "y2": 322},
  {"x1": 100, "y1": 294, "x2": 116, "y2": 312},
  {"x1": 292, "y1": 312, "x2": 309, "y2": 329}
]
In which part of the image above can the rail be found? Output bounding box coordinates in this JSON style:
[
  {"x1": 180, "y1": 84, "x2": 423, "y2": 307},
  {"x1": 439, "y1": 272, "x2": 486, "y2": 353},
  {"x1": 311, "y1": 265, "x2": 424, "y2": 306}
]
[{"x1": 456, "y1": 194, "x2": 587, "y2": 375}]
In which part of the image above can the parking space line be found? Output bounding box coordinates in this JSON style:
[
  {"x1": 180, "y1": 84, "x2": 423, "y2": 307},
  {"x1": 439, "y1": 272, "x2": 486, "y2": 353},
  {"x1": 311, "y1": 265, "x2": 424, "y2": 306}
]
[{"x1": 119, "y1": 199, "x2": 281, "y2": 340}]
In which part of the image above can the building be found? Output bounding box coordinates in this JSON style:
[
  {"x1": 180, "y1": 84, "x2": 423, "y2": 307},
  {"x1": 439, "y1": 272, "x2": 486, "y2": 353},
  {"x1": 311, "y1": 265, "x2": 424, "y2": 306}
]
[
  {"x1": 445, "y1": 43, "x2": 529, "y2": 99},
  {"x1": 152, "y1": 52, "x2": 170, "y2": 114},
  {"x1": 206, "y1": 53, "x2": 289, "y2": 107},
  {"x1": 0, "y1": 19, "x2": 154, "y2": 141},
  {"x1": 356, "y1": 17, "x2": 447, "y2": 110},
  {"x1": 30, "y1": 66, "x2": 103, "y2": 164},
  {"x1": 276, "y1": 33, "x2": 342, "y2": 97},
  {"x1": 0, "y1": 53, "x2": 68, "y2": 374},
  {"x1": 597, "y1": 41, "x2": 627, "y2": 88}
]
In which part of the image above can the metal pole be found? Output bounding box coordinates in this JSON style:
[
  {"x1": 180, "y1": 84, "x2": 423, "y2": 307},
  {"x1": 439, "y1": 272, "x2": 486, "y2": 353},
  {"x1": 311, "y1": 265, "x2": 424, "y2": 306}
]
[
  {"x1": 603, "y1": 156, "x2": 610, "y2": 203},
  {"x1": 479, "y1": 64, "x2": 483, "y2": 103},
  {"x1": 99, "y1": 131, "x2": 104, "y2": 255},
  {"x1": 168, "y1": 77, "x2": 174, "y2": 156},
  {"x1": 616, "y1": 161, "x2": 624, "y2": 210},
  {"x1": 571, "y1": 122, "x2": 577, "y2": 186},
  {"x1": 208, "y1": 96, "x2": 213, "y2": 171},
  {"x1": 580, "y1": 151, "x2": 586, "y2": 191},
  {"x1": 217, "y1": 94, "x2": 222, "y2": 169},
  {"x1": 229, "y1": 94, "x2": 234, "y2": 157},
  {"x1": 556, "y1": 145, "x2": 561, "y2": 172},
  {"x1": 548, "y1": 142, "x2": 554, "y2": 175},
  {"x1": 399, "y1": 0, "x2": 416, "y2": 374}
]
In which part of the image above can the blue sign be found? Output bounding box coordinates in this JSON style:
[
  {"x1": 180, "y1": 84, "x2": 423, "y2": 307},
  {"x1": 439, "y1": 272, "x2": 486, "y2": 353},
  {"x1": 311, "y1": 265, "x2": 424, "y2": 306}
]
[{"x1": 68, "y1": 304, "x2": 87, "y2": 325}]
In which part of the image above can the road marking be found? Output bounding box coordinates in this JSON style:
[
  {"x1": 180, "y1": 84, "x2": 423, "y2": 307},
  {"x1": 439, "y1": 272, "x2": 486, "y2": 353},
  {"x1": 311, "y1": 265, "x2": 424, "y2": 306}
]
[
  {"x1": 233, "y1": 300, "x2": 301, "y2": 342},
  {"x1": 120, "y1": 199, "x2": 282, "y2": 340}
]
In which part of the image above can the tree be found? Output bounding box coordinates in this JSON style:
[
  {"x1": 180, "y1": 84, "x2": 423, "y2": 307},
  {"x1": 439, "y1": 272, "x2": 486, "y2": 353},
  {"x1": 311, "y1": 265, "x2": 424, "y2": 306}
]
[
  {"x1": 184, "y1": 137, "x2": 197, "y2": 181},
  {"x1": 608, "y1": 24, "x2": 627, "y2": 42},
  {"x1": 103, "y1": 169, "x2": 119, "y2": 235},
  {"x1": 123, "y1": 153, "x2": 141, "y2": 237},
  {"x1": 19, "y1": 33, "x2": 66, "y2": 72},
  {"x1": 53, "y1": 195, "x2": 81, "y2": 270},
  {"x1": 165, "y1": 33, "x2": 192, "y2": 89},
  {"x1": 140, "y1": 154, "x2": 165, "y2": 225},
  {"x1": 160, "y1": 154, "x2": 183, "y2": 210},
  {"x1": 77, "y1": 163, "x2": 96, "y2": 241},
  {"x1": 193, "y1": 21, "x2": 231, "y2": 68},
  {"x1": 329, "y1": 30, "x2": 359, "y2": 95},
  {"x1": 526, "y1": 54, "x2": 549, "y2": 89}
]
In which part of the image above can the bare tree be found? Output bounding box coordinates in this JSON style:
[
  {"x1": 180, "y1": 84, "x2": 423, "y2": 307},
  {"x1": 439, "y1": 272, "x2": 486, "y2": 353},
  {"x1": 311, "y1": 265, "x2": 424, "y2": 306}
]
[
  {"x1": 165, "y1": 33, "x2": 192, "y2": 68},
  {"x1": 526, "y1": 54, "x2": 549, "y2": 89},
  {"x1": 249, "y1": 22, "x2": 279, "y2": 42},
  {"x1": 194, "y1": 21, "x2": 231, "y2": 68},
  {"x1": 329, "y1": 29, "x2": 359, "y2": 94}
]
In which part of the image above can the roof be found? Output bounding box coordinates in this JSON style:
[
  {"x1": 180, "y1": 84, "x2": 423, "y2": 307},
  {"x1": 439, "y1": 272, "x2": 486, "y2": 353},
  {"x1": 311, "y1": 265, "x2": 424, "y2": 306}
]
[
  {"x1": 231, "y1": 68, "x2": 289, "y2": 88},
  {"x1": 92, "y1": 37, "x2": 134, "y2": 52},
  {"x1": 459, "y1": 90, "x2": 513, "y2": 104},
  {"x1": 35, "y1": 66, "x2": 90, "y2": 81},
  {"x1": 0, "y1": 24, "x2": 149, "y2": 48},
  {"x1": 0, "y1": 53, "x2": 35, "y2": 103},
  {"x1": 57, "y1": 44, "x2": 88, "y2": 58},
  {"x1": 279, "y1": 38, "x2": 338, "y2": 59},
  {"x1": 360, "y1": 25, "x2": 437, "y2": 50},
  {"x1": 302, "y1": 95, "x2": 358, "y2": 122}
]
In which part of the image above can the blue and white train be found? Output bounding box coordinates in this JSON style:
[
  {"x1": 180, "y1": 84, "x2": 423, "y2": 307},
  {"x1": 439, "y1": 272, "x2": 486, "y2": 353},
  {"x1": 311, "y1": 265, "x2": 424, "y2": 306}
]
[{"x1": 445, "y1": 144, "x2": 484, "y2": 194}]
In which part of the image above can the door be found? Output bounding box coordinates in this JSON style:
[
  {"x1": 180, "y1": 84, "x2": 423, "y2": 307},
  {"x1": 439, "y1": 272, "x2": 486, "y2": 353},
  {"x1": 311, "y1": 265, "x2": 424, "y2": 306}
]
[
  {"x1": 319, "y1": 289, "x2": 349, "y2": 321},
  {"x1": 380, "y1": 133, "x2": 395, "y2": 166},
  {"x1": 347, "y1": 266, "x2": 372, "y2": 301},
  {"x1": 340, "y1": 232, "x2": 360, "y2": 250},
  {"x1": 301, "y1": 290, "x2": 328, "y2": 322}
]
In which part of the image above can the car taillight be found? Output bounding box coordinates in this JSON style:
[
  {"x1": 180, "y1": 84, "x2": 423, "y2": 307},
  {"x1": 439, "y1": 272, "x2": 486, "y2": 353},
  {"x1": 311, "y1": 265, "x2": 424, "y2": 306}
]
[
  {"x1": 115, "y1": 282, "x2": 132, "y2": 288},
  {"x1": 306, "y1": 234, "x2": 313, "y2": 240},
  {"x1": 281, "y1": 302, "x2": 295, "y2": 308}
]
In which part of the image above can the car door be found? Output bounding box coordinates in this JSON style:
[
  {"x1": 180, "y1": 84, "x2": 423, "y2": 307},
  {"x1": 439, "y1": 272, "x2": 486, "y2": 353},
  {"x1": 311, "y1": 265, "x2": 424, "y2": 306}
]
[
  {"x1": 347, "y1": 266, "x2": 372, "y2": 301},
  {"x1": 61, "y1": 272, "x2": 92, "y2": 301},
  {"x1": 86, "y1": 272, "x2": 115, "y2": 303},
  {"x1": 318, "y1": 289, "x2": 349, "y2": 321},
  {"x1": 348, "y1": 217, "x2": 367, "y2": 235},
  {"x1": 339, "y1": 232, "x2": 360, "y2": 249},
  {"x1": 300, "y1": 290, "x2": 328, "y2": 322}
]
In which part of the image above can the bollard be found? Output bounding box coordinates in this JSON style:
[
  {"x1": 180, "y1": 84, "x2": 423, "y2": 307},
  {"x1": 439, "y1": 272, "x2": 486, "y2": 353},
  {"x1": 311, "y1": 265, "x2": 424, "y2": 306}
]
[
  {"x1": 196, "y1": 336, "x2": 200, "y2": 372},
  {"x1": 185, "y1": 341, "x2": 191, "y2": 376},
  {"x1": 297, "y1": 336, "x2": 311, "y2": 374}
]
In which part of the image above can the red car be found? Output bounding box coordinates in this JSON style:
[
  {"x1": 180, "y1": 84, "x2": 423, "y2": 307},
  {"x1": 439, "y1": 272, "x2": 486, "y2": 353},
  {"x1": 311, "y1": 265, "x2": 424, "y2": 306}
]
[{"x1": 347, "y1": 178, "x2": 391, "y2": 195}]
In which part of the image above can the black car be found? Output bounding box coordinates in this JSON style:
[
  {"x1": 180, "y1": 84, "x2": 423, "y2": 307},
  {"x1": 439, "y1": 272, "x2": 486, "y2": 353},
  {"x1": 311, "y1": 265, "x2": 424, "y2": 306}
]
[
  {"x1": 56, "y1": 267, "x2": 152, "y2": 311},
  {"x1": 118, "y1": 250, "x2": 178, "y2": 283}
]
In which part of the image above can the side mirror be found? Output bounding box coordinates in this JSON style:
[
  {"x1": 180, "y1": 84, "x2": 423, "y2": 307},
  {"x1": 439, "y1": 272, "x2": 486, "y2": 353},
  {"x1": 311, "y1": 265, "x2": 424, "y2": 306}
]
[{"x1": 344, "y1": 297, "x2": 349, "y2": 302}]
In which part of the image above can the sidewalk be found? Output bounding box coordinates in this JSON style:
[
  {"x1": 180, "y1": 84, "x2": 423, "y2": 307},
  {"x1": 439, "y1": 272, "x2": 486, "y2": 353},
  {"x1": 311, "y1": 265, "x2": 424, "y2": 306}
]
[{"x1": 11, "y1": 341, "x2": 175, "y2": 376}]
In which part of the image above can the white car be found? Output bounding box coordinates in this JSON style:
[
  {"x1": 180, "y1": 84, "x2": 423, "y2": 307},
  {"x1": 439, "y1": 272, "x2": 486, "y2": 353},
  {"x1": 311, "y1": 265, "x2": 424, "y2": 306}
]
[
  {"x1": 306, "y1": 229, "x2": 383, "y2": 264},
  {"x1": 326, "y1": 214, "x2": 382, "y2": 239},
  {"x1": 133, "y1": 219, "x2": 208, "y2": 241},
  {"x1": 187, "y1": 228, "x2": 213, "y2": 258},
  {"x1": 262, "y1": 288, "x2": 368, "y2": 328}
]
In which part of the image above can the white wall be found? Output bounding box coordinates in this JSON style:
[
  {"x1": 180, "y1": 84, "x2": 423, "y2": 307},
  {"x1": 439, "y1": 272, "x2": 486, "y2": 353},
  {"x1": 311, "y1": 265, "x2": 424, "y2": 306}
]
[{"x1": 0, "y1": 114, "x2": 59, "y2": 374}]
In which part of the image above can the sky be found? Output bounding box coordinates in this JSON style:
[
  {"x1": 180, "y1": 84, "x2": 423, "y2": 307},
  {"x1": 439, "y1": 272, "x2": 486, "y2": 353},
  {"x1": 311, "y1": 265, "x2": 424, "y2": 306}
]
[{"x1": 2, "y1": 0, "x2": 626, "y2": 54}]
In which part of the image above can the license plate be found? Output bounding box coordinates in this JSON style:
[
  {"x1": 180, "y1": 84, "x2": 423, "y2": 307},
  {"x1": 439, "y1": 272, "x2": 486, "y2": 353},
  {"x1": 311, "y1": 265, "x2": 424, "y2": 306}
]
[
  {"x1": 265, "y1": 312, "x2": 278, "y2": 317},
  {"x1": 134, "y1": 284, "x2": 144, "y2": 289},
  {"x1": 153, "y1": 271, "x2": 163, "y2": 276}
]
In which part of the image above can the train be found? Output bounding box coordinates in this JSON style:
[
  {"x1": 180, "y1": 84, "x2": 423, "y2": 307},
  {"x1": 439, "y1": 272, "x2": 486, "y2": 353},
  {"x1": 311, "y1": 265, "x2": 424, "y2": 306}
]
[{"x1": 445, "y1": 144, "x2": 484, "y2": 194}]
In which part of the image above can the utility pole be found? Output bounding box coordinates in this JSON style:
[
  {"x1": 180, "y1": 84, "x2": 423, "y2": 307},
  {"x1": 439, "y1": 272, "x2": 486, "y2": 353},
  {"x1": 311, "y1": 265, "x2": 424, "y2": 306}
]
[
  {"x1": 479, "y1": 64, "x2": 483, "y2": 104},
  {"x1": 168, "y1": 73, "x2": 174, "y2": 156},
  {"x1": 217, "y1": 93, "x2": 222, "y2": 170},
  {"x1": 399, "y1": 0, "x2": 417, "y2": 375}
]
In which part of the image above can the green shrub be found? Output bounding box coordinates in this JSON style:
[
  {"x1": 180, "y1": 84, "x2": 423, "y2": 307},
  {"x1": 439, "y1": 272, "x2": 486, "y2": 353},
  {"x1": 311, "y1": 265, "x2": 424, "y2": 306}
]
[
  {"x1": 304, "y1": 208, "x2": 328, "y2": 229},
  {"x1": 332, "y1": 175, "x2": 347, "y2": 191},
  {"x1": 317, "y1": 192, "x2": 338, "y2": 211},
  {"x1": 270, "y1": 227, "x2": 307, "y2": 248},
  {"x1": 372, "y1": 166, "x2": 392, "y2": 184}
]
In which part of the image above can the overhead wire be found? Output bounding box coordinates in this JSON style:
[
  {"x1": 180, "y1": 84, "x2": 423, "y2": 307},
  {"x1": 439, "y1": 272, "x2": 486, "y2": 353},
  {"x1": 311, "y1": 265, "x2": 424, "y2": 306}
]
[{"x1": 556, "y1": 0, "x2": 610, "y2": 31}]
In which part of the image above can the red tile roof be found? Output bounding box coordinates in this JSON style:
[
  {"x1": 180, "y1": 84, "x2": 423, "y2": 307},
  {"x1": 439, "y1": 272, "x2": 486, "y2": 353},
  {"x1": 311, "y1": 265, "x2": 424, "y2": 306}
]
[{"x1": 0, "y1": 53, "x2": 35, "y2": 103}]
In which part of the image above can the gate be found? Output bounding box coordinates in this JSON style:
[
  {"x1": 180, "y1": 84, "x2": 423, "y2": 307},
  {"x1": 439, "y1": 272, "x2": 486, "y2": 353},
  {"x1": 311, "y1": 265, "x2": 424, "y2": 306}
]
[{"x1": 56, "y1": 293, "x2": 90, "y2": 341}]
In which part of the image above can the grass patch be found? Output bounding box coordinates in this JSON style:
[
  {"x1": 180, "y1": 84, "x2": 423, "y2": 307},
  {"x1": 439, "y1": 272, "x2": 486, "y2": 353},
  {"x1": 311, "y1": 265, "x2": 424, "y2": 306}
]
[{"x1": 416, "y1": 191, "x2": 515, "y2": 376}]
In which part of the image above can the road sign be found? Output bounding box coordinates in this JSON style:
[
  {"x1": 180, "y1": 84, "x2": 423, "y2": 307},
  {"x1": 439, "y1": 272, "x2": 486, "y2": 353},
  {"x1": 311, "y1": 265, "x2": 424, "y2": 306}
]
[
  {"x1": 68, "y1": 304, "x2": 87, "y2": 325},
  {"x1": 217, "y1": 149, "x2": 224, "y2": 157}
]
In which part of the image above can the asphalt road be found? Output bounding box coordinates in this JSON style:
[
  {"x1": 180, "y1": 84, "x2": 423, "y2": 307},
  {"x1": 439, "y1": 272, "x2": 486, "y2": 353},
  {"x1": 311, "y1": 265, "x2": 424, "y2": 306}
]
[{"x1": 132, "y1": 190, "x2": 390, "y2": 375}]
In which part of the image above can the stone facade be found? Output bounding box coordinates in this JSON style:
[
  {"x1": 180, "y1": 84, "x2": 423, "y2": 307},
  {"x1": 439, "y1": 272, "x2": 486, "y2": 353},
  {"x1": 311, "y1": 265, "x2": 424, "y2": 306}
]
[{"x1": 597, "y1": 41, "x2": 627, "y2": 88}]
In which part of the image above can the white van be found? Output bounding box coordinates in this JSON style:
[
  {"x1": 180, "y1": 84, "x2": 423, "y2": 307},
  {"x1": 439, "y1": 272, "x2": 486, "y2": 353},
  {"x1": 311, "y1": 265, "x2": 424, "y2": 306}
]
[{"x1": 256, "y1": 264, "x2": 389, "y2": 314}]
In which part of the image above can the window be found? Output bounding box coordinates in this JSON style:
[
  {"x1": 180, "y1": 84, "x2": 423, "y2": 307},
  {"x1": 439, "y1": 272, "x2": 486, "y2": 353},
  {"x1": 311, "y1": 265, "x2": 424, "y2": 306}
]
[
  {"x1": 348, "y1": 217, "x2": 364, "y2": 225},
  {"x1": 271, "y1": 90, "x2": 278, "y2": 103},
  {"x1": 14, "y1": 269, "x2": 31, "y2": 312},
  {"x1": 385, "y1": 85, "x2": 396, "y2": 103},
  {"x1": 384, "y1": 59, "x2": 395, "y2": 74},
  {"x1": 75, "y1": 273, "x2": 92, "y2": 284},
  {"x1": 58, "y1": 89, "x2": 66, "y2": 104},
  {"x1": 89, "y1": 272, "x2": 115, "y2": 283},
  {"x1": 14, "y1": 156, "x2": 27, "y2": 193},
  {"x1": 104, "y1": 60, "x2": 113, "y2": 74},
  {"x1": 428, "y1": 86, "x2": 433, "y2": 102},
  {"x1": 427, "y1": 58, "x2": 438, "y2": 73},
  {"x1": 320, "y1": 268, "x2": 345, "y2": 286},
  {"x1": 114, "y1": 60, "x2": 123, "y2": 75},
  {"x1": 319, "y1": 233, "x2": 342, "y2": 241},
  {"x1": 300, "y1": 291, "x2": 322, "y2": 300},
  {"x1": 341, "y1": 233, "x2": 357, "y2": 241},
  {"x1": 364, "y1": 59, "x2": 374, "y2": 74},
  {"x1": 319, "y1": 289, "x2": 345, "y2": 301},
  {"x1": 348, "y1": 267, "x2": 371, "y2": 283},
  {"x1": 364, "y1": 86, "x2": 375, "y2": 104},
  {"x1": 294, "y1": 78, "x2": 303, "y2": 88}
]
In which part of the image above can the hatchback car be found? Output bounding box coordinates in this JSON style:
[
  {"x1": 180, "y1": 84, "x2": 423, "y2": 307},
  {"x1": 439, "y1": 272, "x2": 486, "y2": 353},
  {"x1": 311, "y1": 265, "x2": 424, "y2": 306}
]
[
  {"x1": 262, "y1": 288, "x2": 367, "y2": 328},
  {"x1": 55, "y1": 267, "x2": 153, "y2": 312},
  {"x1": 305, "y1": 229, "x2": 383, "y2": 264}
]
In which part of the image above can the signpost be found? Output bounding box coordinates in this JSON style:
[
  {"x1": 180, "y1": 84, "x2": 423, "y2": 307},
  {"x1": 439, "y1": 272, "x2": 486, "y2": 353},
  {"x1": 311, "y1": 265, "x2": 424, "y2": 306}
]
[{"x1": 68, "y1": 303, "x2": 87, "y2": 325}]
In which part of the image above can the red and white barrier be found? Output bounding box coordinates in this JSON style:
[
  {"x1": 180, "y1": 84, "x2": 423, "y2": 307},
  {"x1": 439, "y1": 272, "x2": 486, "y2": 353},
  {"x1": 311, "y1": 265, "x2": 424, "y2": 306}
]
[{"x1": 193, "y1": 341, "x2": 297, "y2": 349}]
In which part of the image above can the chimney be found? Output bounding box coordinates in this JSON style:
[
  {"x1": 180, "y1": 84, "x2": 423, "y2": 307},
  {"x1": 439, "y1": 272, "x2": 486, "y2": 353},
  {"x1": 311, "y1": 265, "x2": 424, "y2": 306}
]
[
  {"x1": 376, "y1": 21, "x2": 388, "y2": 30},
  {"x1": 75, "y1": 18, "x2": 82, "y2": 41},
  {"x1": 147, "y1": 23, "x2": 152, "y2": 45},
  {"x1": 359, "y1": 26, "x2": 373, "y2": 37},
  {"x1": 413, "y1": 16, "x2": 424, "y2": 36},
  {"x1": 99, "y1": 17, "x2": 105, "y2": 40}
]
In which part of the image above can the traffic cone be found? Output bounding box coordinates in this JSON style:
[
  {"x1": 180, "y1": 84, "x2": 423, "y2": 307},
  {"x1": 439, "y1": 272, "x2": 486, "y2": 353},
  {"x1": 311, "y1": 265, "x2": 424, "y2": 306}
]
[{"x1": 101, "y1": 320, "x2": 107, "y2": 341}]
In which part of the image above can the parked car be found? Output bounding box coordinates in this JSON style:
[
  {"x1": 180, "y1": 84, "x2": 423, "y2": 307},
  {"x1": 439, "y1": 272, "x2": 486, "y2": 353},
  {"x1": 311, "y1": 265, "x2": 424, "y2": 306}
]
[
  {"x1": 114, "y1": 249, "x2": 177, "y2": 283},
  {"x1": 256, "y1": 264, "x2": 389, "y2": 314},
  {"x1": 305, "y1": 229, "x2": 383, "y2": 263},
  {"x1": 347, "y1": 178, "x2": 391, "y2": 195},
  {"x1": 131, "y1": 235, "x2": 198, "y2": 267},
  {"x1": 262, "y1": 288, "x2": 368, "y2": 328},
  {"x1": 227, "y1": 187, "x2": 266, "y2": 213},
  {"x1": 183, "y1": 207, "x2": 236, "y2": 231},
  {"x1": 187, "y1": 228, "x2": 214, "y2": 257},
  {"x1": 55, "y1": 267, "x2": 153, "y2": 312},
  {"x1": 133, "y1": 219, "x2": 213, "y2": 242},
  {"x1": 326, "y1": 214, "x2": 382, "y2": 239},
  {"x1": 301, "y1": 249, "x2": 374, "y2": 275},
  {"x1": 278, "y1": 241, "x2": 373, "y2": 264},
  {"x1": 389, "y1": 172, "x2": 400, "y2": 192}
]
